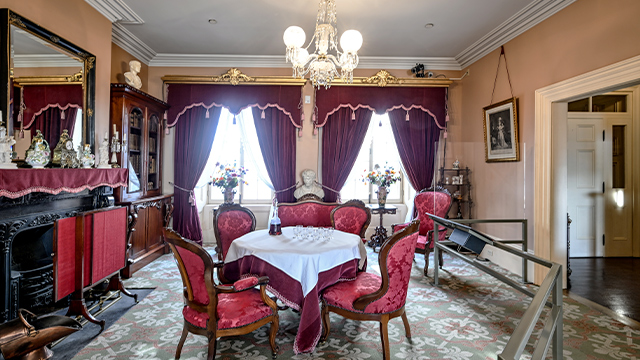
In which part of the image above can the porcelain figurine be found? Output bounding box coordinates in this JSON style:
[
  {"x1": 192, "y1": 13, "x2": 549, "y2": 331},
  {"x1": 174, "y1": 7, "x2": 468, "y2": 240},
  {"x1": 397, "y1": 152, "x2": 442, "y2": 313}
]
[
  {"x1": 25, "y1": 130, "x2": 50, "y2": 168},
  {"x1": 97, "y1": 134, "x2": 111, "y2": 169},
  {"x1": 0, "y1": 125, "x2": 17, "y2": 168},
  {"x1": 80, "y1": 144, "x2": 95, "y2": 168},
  {"x1": 452, "y1": 158, "x2": 460, "y2": 170}
]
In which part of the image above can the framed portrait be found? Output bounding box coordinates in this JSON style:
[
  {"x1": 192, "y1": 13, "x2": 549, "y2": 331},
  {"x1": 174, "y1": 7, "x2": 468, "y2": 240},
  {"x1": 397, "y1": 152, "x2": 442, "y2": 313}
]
[{"x1": 483, "y1": 97, "x2": 519, "y2": 162}]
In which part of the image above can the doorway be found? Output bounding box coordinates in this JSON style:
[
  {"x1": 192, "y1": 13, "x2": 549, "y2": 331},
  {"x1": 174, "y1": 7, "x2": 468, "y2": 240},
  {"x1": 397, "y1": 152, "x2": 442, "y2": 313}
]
[{"x1": 567, "y1": 91, "x2": 633, "y2": 258}]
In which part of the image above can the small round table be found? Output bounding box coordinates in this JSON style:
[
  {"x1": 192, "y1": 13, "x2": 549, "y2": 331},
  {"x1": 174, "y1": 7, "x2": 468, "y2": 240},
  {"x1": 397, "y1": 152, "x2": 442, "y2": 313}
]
[{"x1": 366, "y1": 204, "x2": 397, "y2": 252}]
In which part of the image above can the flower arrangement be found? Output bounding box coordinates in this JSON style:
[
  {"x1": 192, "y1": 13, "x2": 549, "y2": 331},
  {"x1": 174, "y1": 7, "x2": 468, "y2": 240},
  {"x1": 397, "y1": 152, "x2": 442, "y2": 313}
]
[
  {"x1": 363, "y1": 164, "x2": 401, "y2": 188},
  {"x1": 210, "y1": 162, "x2": 248, "y2": 189}
]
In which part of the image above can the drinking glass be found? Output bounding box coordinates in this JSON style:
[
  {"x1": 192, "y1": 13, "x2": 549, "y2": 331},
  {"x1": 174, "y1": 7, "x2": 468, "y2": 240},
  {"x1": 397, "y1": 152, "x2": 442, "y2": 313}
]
[{"x1": 294, "y1": 225, "x2": 303, "y2": 239}]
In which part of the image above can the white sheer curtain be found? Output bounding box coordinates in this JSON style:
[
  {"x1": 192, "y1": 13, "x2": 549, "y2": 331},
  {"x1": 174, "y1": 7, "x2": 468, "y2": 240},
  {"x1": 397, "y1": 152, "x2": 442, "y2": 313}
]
[{"x1": 237, "y1": 109, "x2": 274, "y2": 191}]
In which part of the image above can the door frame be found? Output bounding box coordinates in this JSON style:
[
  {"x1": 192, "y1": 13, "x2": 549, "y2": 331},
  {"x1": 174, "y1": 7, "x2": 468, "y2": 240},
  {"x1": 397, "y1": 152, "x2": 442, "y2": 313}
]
[{"x1": 534, "y1": 54, "x2": 640, "y2": 287}]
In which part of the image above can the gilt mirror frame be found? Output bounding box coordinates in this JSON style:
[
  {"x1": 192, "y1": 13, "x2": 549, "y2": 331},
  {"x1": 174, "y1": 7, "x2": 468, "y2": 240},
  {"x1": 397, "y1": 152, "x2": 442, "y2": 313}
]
[{"x1": 0, "y1": 9, "x2": 96, "y2": 151}]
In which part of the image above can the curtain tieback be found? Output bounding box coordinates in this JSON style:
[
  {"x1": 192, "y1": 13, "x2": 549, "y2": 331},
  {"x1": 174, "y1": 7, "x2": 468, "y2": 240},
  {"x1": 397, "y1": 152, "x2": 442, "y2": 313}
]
[
  {"x1": 314, "y1": 181, "x2": 342, "y2": 203},
  {"x1": 170, "y1": 182, "x2": 195, "y2": 206}
]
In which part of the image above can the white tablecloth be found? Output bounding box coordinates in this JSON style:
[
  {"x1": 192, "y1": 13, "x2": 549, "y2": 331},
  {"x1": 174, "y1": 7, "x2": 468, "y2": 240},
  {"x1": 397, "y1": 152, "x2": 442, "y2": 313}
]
[{"x1": 225, "y1": 227, "x2": 366, "y2": 297}]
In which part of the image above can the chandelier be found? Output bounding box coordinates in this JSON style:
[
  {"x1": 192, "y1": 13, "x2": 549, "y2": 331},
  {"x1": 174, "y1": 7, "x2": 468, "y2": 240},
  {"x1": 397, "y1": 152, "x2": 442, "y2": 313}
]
[{"x1": 283, "y1": 0, "x2": 363, "y2": 89}]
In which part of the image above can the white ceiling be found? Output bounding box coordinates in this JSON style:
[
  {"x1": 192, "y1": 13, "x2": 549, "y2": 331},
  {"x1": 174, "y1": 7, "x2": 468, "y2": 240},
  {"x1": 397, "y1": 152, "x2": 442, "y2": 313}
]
[{"x1": 86, "y1": 0, "x2": 575, "y2": 70}]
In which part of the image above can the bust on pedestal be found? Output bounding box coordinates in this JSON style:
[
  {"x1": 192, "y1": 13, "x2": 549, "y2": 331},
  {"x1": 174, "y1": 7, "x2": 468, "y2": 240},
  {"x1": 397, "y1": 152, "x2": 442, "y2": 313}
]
[{"x1": 294, "y1": 169, "x2": 325, "y2": 201}]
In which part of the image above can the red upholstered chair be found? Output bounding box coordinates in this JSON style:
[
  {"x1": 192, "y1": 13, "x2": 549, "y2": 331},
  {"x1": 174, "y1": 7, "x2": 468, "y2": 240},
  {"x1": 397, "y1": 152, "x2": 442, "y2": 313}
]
[
  {"x1": 213, "y1": 204, "x2": 256, "y2": 282},
  {"x1": 330, "y1": 199, "x2": 372, "y2": 242},
  {"x1": 163, "y1": 228, "x2": 279, "y2": 360},
  {"x1": 320, "y1": 220, "x2": 420, "y2": 360},
  {"x1": 391, "y1": 186, "x2": 452, "y2": 276}
]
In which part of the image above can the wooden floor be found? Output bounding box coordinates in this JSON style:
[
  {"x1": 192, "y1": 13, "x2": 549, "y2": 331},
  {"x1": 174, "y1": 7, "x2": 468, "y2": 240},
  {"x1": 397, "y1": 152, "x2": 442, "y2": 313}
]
[{"x1": 567, "y1": 257, "x2": 640, "y2": 324}]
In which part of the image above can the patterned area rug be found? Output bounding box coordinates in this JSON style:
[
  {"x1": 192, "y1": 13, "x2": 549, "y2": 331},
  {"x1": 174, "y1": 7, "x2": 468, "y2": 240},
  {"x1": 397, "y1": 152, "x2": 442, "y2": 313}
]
[{"x1": 72, "y1": 247, "x2": 640, "y2": 359}]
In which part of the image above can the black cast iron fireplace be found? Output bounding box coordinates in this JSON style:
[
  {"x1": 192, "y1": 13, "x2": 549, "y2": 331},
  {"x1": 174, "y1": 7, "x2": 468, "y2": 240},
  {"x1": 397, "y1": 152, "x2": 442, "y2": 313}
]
[{"x1": 0, "y1": 187, "x2": 113, "y2": 323}]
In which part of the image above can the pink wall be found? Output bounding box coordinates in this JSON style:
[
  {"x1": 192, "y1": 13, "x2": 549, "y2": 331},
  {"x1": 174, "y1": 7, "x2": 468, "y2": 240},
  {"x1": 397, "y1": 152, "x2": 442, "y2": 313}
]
[
  {"x1": 1, "y1": 1, "x2": 113, "y2": 146},
  {"x1": 458, "y1": 0, "x2": 640, "y2": 244}
]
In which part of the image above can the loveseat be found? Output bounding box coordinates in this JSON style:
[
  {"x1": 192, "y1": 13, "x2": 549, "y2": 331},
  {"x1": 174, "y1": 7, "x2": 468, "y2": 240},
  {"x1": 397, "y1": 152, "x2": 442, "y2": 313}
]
[{"x1": 277, "y1": 200, "x2": 340, "y2": 227}]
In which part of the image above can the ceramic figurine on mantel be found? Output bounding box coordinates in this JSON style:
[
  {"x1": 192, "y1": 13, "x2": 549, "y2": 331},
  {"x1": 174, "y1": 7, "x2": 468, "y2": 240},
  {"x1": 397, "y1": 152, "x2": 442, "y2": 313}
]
[
  {"x1": 80, "y1": 144, "x2": 95, "y2": 168},
  {"x1": 97, "y1": 132, "x2": 111, "y2": 169},
  {"x1": 452, "y1": 158, "x2": 460, "y2": 170},
  {"x1": 25, "y1": 130, "x2": 50, "y2": 168},
  {"x1": 0, "y1": 123, "x2": 17, "y2": 169},
  {"x1": 110, "y1": 125, "x2": 122, "y2": 168}
]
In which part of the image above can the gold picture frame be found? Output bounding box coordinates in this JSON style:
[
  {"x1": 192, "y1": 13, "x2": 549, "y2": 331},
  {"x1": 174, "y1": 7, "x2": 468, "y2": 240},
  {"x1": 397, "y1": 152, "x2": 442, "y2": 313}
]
[{"x1": 483, "y1": 97, "x2": 519, "y2": 162}]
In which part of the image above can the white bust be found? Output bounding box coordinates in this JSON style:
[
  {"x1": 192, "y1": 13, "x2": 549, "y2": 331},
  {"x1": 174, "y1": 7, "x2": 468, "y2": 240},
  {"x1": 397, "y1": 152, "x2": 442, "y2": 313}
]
[
  {"x1": 124, "y1": 60, "x2": 142, "y2": 89},
  {"x1": 294, "y1": 169, "x2": 325, "y2": 200}
]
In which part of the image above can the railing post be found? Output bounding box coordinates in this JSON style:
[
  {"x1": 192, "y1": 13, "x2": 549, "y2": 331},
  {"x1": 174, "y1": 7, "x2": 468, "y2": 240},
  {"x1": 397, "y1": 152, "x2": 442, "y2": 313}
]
[
  {"x1": 522, "y1": 219, "x2": 528, "y2": 283},
  {"x1": 553, "y1": 265, "x2": 563, "y2": 360},
  {"x1": 433, "y1": 225, "x2": 440, "y2": 285}
]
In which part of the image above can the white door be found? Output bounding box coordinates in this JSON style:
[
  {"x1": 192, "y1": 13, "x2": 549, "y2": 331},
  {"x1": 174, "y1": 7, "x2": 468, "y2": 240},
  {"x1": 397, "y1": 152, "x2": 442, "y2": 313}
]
[
  {"x1": 567, "y1": 117, "x2": 605, "y2": 257},
  {"x1": 568, "y1": 114, "x2": 633, "y2": 257}
]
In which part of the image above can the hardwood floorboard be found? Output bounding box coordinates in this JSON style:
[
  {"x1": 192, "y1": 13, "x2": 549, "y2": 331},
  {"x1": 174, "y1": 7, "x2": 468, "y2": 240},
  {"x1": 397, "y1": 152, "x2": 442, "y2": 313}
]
[{"x1": 568, "y1": 257, "x2": 640, "y2": 323}]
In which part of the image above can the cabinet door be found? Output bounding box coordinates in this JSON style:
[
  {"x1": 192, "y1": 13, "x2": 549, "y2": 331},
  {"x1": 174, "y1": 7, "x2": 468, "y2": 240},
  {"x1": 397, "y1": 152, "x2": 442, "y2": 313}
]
[
  {"x1": 146, "y1": 113, "x2": 161, "y2": 195},
  {"x1": 126, "y1": 106, "x2": 145, "y2": 195},
  {"x1": 130, "y1": 207, "x2": 148, "y2": 259},
  {"x1": 146, "y1": 204, "x2": 164, "y2": 252}
]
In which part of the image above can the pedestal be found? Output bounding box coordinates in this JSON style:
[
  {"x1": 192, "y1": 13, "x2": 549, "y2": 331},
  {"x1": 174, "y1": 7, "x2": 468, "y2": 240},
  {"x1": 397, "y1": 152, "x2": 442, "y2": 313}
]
[{"x1": 366, "y1": 204, "x2": 397, "y2": 252}]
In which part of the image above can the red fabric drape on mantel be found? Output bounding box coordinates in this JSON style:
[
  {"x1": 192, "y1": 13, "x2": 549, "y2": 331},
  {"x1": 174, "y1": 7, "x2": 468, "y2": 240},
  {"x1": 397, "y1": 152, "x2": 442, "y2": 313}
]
[
  {"x1": 315, "y1": 86, "x2": 446, "y2": 130},
  {"x1": 166, "y1": 84, "x2": 303, "y2": 128},
  {"x1": 22, "y1": 85, "x2": 83, "y2": 129},
  {"x1": 31, "y1": 107, "x2": 79, "y2": 146},
  {"x1": 173, "y1": 107, "x2": 222, "y2": 244},
  {"x1": 321, "y1": 107, "x2": 372, "y2": 202},
  {"x1": 251, "y1": 107, "x2": 297, "y2": 203},
  {"x1": 388, "y1": 108, "x2": 441, "y2": 192}
]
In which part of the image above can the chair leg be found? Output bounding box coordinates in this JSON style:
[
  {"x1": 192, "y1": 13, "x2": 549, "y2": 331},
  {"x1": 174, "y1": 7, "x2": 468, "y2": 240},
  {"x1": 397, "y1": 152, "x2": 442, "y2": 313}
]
[
  {"x1": 207, "y1": 334, "x2": 217, "y2": 360},
  {"x1": 175, "y1": 325, "x2": 189, "y2": 359},
  {"x1": 320, "y1": 300, "x2": 330, "y2": 343},
  {"x1": 401, "y1": 310, "x2": 411, "y2": 340},
  {"x1": 269, "y1": 314, "x2": 280, "y2": 359},
  {"x1": 380, "y1": 315, "x2": 390, "y2": 360},
  {"x1": 423, "y1": 248, "x2": 431, "y2": 276},
  {"x1": 438, "y1": 248, "x2": 444, "y2": 269}
]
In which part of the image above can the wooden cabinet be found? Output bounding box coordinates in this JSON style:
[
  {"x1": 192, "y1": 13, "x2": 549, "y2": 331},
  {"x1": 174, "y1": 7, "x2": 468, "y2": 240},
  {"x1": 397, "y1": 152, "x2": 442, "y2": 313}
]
[
  {"x1": 121, "y1": 195, "x2": 173, "y2": 278},
  {"x1": 110, "y1": 83, "x2": 169, "y2": 202},
  {"x1": 109, "y1": 84, "x2": 173, "y2": 277}
]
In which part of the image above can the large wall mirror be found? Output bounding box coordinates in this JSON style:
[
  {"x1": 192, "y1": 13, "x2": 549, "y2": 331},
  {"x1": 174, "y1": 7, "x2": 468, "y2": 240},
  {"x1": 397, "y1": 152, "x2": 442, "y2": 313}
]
[{"x1": 1, "y1": 9, "x2": 96, "y2": 156}]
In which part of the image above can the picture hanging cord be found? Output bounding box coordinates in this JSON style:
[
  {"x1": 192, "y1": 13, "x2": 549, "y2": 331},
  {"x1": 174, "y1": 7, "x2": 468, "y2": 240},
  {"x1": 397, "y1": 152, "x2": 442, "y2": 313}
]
[{"x1": 490, "y1": 45, "x2": 514, "y2": 105}]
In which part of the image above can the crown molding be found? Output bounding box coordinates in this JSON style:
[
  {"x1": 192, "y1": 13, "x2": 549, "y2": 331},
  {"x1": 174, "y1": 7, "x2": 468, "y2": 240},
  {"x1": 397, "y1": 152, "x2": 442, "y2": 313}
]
[
  {"x1": 456, "y1": 0, "x2": 576, "y2": 69},
  {"x1": 13, "y1": 54, "x2": 83, "y2": 68},
  {"x1": 150, "y1": 53, "x2": 461, "y2": 70},
  {"x1": 111, "y1": 23, "x2": 156, "y2": 65},
  {"x1": 84, "y1": 0, "x2": 144, "y2": 23},
  {"x1": 102, "y1": 0, "x2": 574, "y2": 71}
]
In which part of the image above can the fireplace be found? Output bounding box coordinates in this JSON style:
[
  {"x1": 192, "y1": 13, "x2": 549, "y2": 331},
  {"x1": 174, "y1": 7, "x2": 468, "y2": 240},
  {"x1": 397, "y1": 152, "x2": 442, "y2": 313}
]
[
  {"x1": 0, "y1": 168, "x2": 128, "y2": 324},
  {"x1": 11, "y1": 224, "x2": 55, "y2": 310}
]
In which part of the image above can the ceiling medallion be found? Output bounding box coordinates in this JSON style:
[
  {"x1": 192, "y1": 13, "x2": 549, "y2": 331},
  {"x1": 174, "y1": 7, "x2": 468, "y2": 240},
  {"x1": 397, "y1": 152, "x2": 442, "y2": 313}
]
[{"x1": 283, "y1": 0, "x2": 362, "y2": 89}]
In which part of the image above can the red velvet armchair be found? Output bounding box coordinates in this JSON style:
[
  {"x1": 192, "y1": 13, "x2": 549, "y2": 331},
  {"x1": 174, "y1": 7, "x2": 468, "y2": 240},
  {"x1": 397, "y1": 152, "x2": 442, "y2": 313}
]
[
  {"x1": 391, "y1": 186, "x2": 452, "y2": 276},
  {"x1": 330, "y1": 199, "x2": 372, "y2": 242},
  {"x1": 320, "y1": 220, "x2": 420, "y2": 360},
  {"x1": 213, "y1": 204, "x2": 256, "y2": 282},
  {"x1": 163, "y1": 228, "x2": 279, "y2": 360}
]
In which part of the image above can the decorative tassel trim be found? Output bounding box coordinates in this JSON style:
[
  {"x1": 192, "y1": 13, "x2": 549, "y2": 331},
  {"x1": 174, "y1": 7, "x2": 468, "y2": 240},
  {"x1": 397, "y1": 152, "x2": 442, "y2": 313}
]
[
  {"x1": 301, "y1": 112, "x2": 305, "y2": 121},
  {"x1": 60, "y1": 110, "x2": 65, "y2": 119},
  {"x1": 443, "y1": 130, "x2": 448, "y2": 138},
  {"x1": 261, "y1": 110, "x2": 265, "y2": 119},
  {"x1": 232, "y1": 115, "x2": 237, "y2": 125},
  {"x1": 313, "y1": 127, "x2": 318, "y2": 135},
  {"x1": 405, "y1": 111, "x2": 410, "y2": 121},
  {"x1": 312, "y1": 112, "x2": 316, "y2": 121},
  {"x1": 165, "y1": 126, "x2": 170, "y2": 135},
  {"x1": 351, "y1": 111, "x2": 356, "y2": 120},
  {"x1": 445, "y1": 114, "x2": 450, "y2": 122},
  {"x1": 205, "y1": 109, "x2": 210, "y2": 118},
  {"x1": 298, "y1": 129, "x2": 303, "y2": 138}
]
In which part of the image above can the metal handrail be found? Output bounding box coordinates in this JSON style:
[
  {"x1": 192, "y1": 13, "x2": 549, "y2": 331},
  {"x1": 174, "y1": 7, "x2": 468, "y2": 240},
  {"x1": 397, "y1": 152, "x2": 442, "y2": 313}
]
[{"x1": 428, "y1": 214, "x2": 563, "y2": 360}]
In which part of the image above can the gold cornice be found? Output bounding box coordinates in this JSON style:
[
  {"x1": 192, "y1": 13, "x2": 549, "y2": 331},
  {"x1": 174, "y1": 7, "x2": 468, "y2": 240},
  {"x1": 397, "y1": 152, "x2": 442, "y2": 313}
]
[
  {"x1": 13, "y1": 72, "x2": 83, "y2": 86},
  {"x1": 162, "y1": 69, "x2": 452, "y2": 87}
]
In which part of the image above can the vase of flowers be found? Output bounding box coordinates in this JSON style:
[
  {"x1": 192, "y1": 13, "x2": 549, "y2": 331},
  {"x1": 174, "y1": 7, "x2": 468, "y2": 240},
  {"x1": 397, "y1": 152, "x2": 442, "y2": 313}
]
[
  {"x1": 363, "y1": 164, "x2": 401, "y2": 208},
  {"x1": 210, "y1": 163, "x2": 248, "y2": 204}
]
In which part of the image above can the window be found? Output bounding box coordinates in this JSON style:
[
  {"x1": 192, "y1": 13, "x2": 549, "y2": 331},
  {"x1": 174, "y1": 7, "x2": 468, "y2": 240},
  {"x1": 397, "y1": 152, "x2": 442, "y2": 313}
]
[
  {"x1": 340, "y1": 113, "x2": 404, "y2": 203},
  {"x1": 198, "y1": 107, "x2": 273, "y2": 204}
]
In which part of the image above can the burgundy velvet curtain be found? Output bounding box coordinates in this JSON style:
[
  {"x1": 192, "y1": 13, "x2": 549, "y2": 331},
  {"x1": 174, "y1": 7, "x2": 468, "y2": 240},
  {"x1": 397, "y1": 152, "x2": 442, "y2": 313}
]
[
  {"x1": 174, "y1": 106, "x2": 222, "y2": 244},
  {"x1": 251, "y1": 107, "x2": 296, "y2": 203},
  {"x1": 321, "y1": 107, "x2": 372, "y2": 202},
  {"x1": 32, "y1": 107, "x2": 78, "y2": 146},
  {"x1": 388, "y1": 108, "x2": 441, "y2": 192}
]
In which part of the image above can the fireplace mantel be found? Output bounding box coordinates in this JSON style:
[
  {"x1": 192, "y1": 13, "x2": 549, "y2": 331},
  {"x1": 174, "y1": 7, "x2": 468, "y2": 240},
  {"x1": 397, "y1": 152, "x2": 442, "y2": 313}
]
[{"x1": 0, "y1": 168, "x2": 127, "y2": 199}]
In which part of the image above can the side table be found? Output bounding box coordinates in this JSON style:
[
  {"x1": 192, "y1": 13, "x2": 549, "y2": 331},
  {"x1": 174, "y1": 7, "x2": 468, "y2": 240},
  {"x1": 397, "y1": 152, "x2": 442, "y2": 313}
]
[{"x1": 366, "y1": 204, "x2": 397, "y2": 252}]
